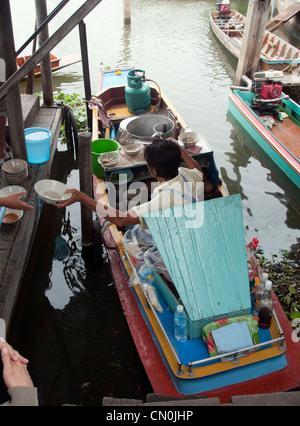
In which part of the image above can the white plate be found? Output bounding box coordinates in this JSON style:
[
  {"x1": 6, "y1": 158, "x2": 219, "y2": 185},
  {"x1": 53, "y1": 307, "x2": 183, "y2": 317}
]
[{"x1": 34, "y1": 180, "x2": 72, "y2": 204}]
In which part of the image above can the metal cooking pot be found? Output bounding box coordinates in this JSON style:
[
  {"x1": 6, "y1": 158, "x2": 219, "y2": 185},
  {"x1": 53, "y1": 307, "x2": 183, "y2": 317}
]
[{"x1": 126, "y1": 115, "x2": 175, "y2": 141}]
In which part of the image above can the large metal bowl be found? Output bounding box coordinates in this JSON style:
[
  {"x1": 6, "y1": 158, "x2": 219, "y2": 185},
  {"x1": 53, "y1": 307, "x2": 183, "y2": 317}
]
[{"x1": 126, "y1": 115, "x2": 175, "y2": 141}]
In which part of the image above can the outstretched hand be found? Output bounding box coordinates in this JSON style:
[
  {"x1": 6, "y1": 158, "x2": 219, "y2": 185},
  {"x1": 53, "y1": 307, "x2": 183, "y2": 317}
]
[
  {"x1": 0, "y1": 192, "x2": 34, "y2": 211},
  {"x1": 54, "y1": 188, "x2": 82, "y2": 208}
]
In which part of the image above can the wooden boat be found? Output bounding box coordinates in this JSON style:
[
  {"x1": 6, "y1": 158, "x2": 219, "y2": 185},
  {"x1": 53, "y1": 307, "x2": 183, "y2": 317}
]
[
  {"x1": 209, "y1": 9, "x2": 300, "y2": 75},
  {"x1": 17, "y1": 53, "x2": 81, "y2": 81},
  {"x1": 228, "y1": 73, "x2": 300, "y2": 189},
  {"x1": 91, "y1": 67, "x2": 300, "y2": 402}
]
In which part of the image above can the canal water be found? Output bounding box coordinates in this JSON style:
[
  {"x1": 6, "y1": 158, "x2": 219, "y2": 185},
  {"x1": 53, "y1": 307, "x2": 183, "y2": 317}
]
[{"x1": 7, "y1": 0, "x2": 300, "y2": 405}]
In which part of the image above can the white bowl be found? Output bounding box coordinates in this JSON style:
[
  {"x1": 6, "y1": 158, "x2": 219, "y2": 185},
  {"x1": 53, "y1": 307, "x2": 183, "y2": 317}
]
[
  {"x1": 2, "y1": 208, "x2": 23, "y2": 225},
  {"x1": 178, "y1": 131, "x2": 200, "y2": 148},
  {"x1": 0, "y1": 185, "x2": 26, "y2": 200},
  {"x1": 122, "y1": 142, "x2": 144, "y2": 156},
  {"x1": 98, "y1": 151, "x2": 121, "y2": 168},
  {"x1": 2, "y1": 159, "x2": 28, "y2": 175},
  {"x1": 34, "y1": 179, "x2": 72, "y2": 204}
]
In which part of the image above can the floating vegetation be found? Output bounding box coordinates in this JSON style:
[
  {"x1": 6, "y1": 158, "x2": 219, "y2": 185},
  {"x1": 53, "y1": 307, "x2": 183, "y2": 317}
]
[{"x1": 257, "y1": 240, "x2": 300, "y2": 326}]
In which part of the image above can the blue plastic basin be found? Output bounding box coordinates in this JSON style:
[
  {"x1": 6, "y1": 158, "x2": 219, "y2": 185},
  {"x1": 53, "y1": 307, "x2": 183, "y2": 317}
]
[{"x1": 25, "y1": 127, "x2": 52, "y2": 164}]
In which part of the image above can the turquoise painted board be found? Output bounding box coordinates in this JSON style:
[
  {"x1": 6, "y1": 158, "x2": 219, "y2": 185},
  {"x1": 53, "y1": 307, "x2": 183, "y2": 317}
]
[{"x1": 143, "y1": 194, "x2": 251, "y2": 331}]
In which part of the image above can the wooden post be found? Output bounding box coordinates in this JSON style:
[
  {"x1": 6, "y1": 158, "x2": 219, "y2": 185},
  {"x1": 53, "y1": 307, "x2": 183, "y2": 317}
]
[
  {"x1": 0, "y1": 0, "x2": 103, "y2": 100},
  {"x1": 0, "y1": 0, "x2": 27, "y2": 160},
  {"x1": 35, "y1": 0, "x2": 54, "y2": 106},
  {"x1": 78, "y1": 131, "x2": 93, "y2": 246},
  {"x1": 79, "y1": 21, "x2": 92, "y2": 131},
  {"x1": 123, "y1": 0, "x2": 131, "y2": 24},
  {"x1": 235, "y1": 0, "x2": 270, "y2": 85}
]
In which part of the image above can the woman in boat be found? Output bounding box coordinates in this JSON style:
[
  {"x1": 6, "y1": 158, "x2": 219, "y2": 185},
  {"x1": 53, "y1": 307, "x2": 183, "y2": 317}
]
[{"x1": 55, "y1": 139, "x2": 205, "y2": 228}]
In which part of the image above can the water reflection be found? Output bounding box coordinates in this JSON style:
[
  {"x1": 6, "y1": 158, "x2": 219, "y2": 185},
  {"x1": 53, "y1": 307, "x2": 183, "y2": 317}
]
[
  {"x1": 226, "y1": 111, "x2": 300, "y2": 257},
  {"x1": 118, "y1": 20, "x2": 132, "y2": 66},
  {"x1": 46, "y1": 210, "x2": 86, "y2": 311}
]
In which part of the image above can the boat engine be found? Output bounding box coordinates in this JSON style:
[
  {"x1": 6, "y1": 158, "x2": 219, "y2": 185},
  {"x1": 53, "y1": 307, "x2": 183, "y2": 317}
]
[
  {"x1": 249, "y1": 71, "x2": 288, "y2": 127},
  {"x1": 216, "y1": 0, "x2": 230, "y2": 14},
  {"x1": 255, "y1": 82, "x2": 283, "y2": 100},
  {"x1": 252, "y1": 71, "x2": 283, "y2": 101}
]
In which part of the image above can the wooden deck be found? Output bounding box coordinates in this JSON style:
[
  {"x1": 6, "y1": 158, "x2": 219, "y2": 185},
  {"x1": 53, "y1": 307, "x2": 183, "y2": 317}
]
[
  {"x1": 0, "y1": 95, "x2": 62, "y2": 332},
  {"x1": 103, "y1": 389, "x2": 300, "y2": 406},
  {"x1": 272, "y1": 117, "x2": 300, "y2": 161}
]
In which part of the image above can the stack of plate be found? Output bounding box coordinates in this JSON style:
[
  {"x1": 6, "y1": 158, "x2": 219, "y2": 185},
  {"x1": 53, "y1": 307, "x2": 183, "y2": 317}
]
[{"x1": 2, "y1": 159, "x2": 28, "y2": 184}]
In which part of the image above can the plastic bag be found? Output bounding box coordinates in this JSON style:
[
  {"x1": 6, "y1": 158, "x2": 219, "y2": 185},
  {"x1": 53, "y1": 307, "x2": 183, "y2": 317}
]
[
  {"x1": 144, "y1": 245, "x2": 172, "y2": 283},
  {"x1": 123, "y1": 225, "x2": 155, "y2": 263},
  {"x1": 202, "y1": 315, "x2": 259, "y2": 358},
  {"x1": 143, "y1": 283, "x2": 163, "y2": 313}
]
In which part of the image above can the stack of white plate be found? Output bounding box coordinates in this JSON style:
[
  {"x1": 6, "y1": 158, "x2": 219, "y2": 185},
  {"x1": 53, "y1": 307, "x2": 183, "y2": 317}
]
[{"x1": 2, "y1": 159, "x2": 28, "y2": 184}]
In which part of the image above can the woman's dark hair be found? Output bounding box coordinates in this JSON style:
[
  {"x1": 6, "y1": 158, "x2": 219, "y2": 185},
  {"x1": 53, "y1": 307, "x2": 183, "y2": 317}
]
[{"x1": 144, "y1": 139, "x2": 181, "y2": 180}]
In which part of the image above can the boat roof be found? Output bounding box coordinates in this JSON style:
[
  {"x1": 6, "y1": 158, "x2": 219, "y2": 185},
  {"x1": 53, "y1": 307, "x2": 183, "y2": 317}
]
[{"x1": 143, "y1": 194, "x2": 251, "y2": 322}]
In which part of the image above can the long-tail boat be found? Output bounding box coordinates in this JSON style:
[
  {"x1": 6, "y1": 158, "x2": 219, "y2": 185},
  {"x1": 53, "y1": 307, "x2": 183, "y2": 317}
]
[
  {"x1": 90, "y1": 67, "x2": 300, "y2": 402},
  {"x1": 228, "y1": 72, "x2": 300, "y2": 189},
  {"x1": 209, "y1": 7, "x2": 300, "y2": 76}
]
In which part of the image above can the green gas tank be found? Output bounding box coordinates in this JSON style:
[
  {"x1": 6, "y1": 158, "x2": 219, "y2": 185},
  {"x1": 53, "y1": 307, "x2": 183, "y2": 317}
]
[{"x1": 125, "y1": 70, "x2": 151, "y2": 114}]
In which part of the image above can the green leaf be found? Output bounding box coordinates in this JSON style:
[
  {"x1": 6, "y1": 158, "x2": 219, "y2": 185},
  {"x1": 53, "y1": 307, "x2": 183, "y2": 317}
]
[
  {"x1": 290, "y1": 311, "x2": 300, "y2": 320},
  {"x1": 289, "y1": 285, "x2": 297, "y2": 294}
]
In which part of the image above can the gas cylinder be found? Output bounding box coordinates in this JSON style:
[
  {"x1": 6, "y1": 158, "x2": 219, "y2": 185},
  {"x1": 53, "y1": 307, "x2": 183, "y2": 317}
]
[{"x1": 125, "y1": 70, "x2": 151, "y2": 114}]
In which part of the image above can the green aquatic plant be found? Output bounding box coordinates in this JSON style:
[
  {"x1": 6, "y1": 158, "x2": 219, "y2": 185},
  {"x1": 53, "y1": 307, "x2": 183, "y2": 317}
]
[{"x1": 257, "y1": 240, "x2": 300, "y2": 324}]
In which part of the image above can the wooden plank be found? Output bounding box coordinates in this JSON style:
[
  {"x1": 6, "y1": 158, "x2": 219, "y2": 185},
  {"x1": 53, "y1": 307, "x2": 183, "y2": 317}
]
[
  {"x1": 0, "y1": 105, "x2": 62, "y2": 331},
  {"x1": 144, "y1": 195, "x2": 251, "y2": 324},
  {"x1": 267, "y1": 3, "x2": 300, "y2": 24}
]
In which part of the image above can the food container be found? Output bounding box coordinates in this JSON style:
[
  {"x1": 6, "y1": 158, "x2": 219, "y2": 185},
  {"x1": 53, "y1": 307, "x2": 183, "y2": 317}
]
[
  {"x1": 34, "y1": 179, "x2": 71, "y2": 204},
  {"x1": 91, "y1": 139, "x2": 120, "y2": 178},
  {"x1": 98, "y1": 151, "x2": 121, "y2": 168},
  {"x1": 178, "y1": 131, "x2": 200, "y2": 148},
  {"x1": 2, "y1": 159, "x2": 28, "y2": 184},
  {"x1": 122, "y1": 142, "x2": 144, "y2": 156},
  {"x1": 25, "y1": 127, "x2": 52, "y2": 164},
  {"x1": 2, "y1": 208, "x2": 24, "y2": 225}
]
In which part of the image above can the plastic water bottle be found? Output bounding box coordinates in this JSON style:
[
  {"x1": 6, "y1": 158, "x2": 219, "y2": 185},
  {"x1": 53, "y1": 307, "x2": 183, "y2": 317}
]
[
  {"x1": 174, "y1": 305, "x2": 187, "y2": 342},
  {"x1": 254, "y1": 272, "x2": 268, "y2": 316},
  {"x1": 258, "y1": 280, "x2": 274, "y2": 329}
]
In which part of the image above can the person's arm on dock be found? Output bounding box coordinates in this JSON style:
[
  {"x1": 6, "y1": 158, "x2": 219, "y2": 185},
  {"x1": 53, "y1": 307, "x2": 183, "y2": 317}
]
[{"x1": 0, "y1": 192, "x2": 34, "y2": 211}]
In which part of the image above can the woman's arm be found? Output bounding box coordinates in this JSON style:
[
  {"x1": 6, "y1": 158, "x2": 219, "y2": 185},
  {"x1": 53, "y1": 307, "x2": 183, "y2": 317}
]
[
  {"x1": 168, "y1": 137, "x2": 205, "y2": 179},
  {"x1": 55, "y1": 189, "x2": 140, "y2": 227}
]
